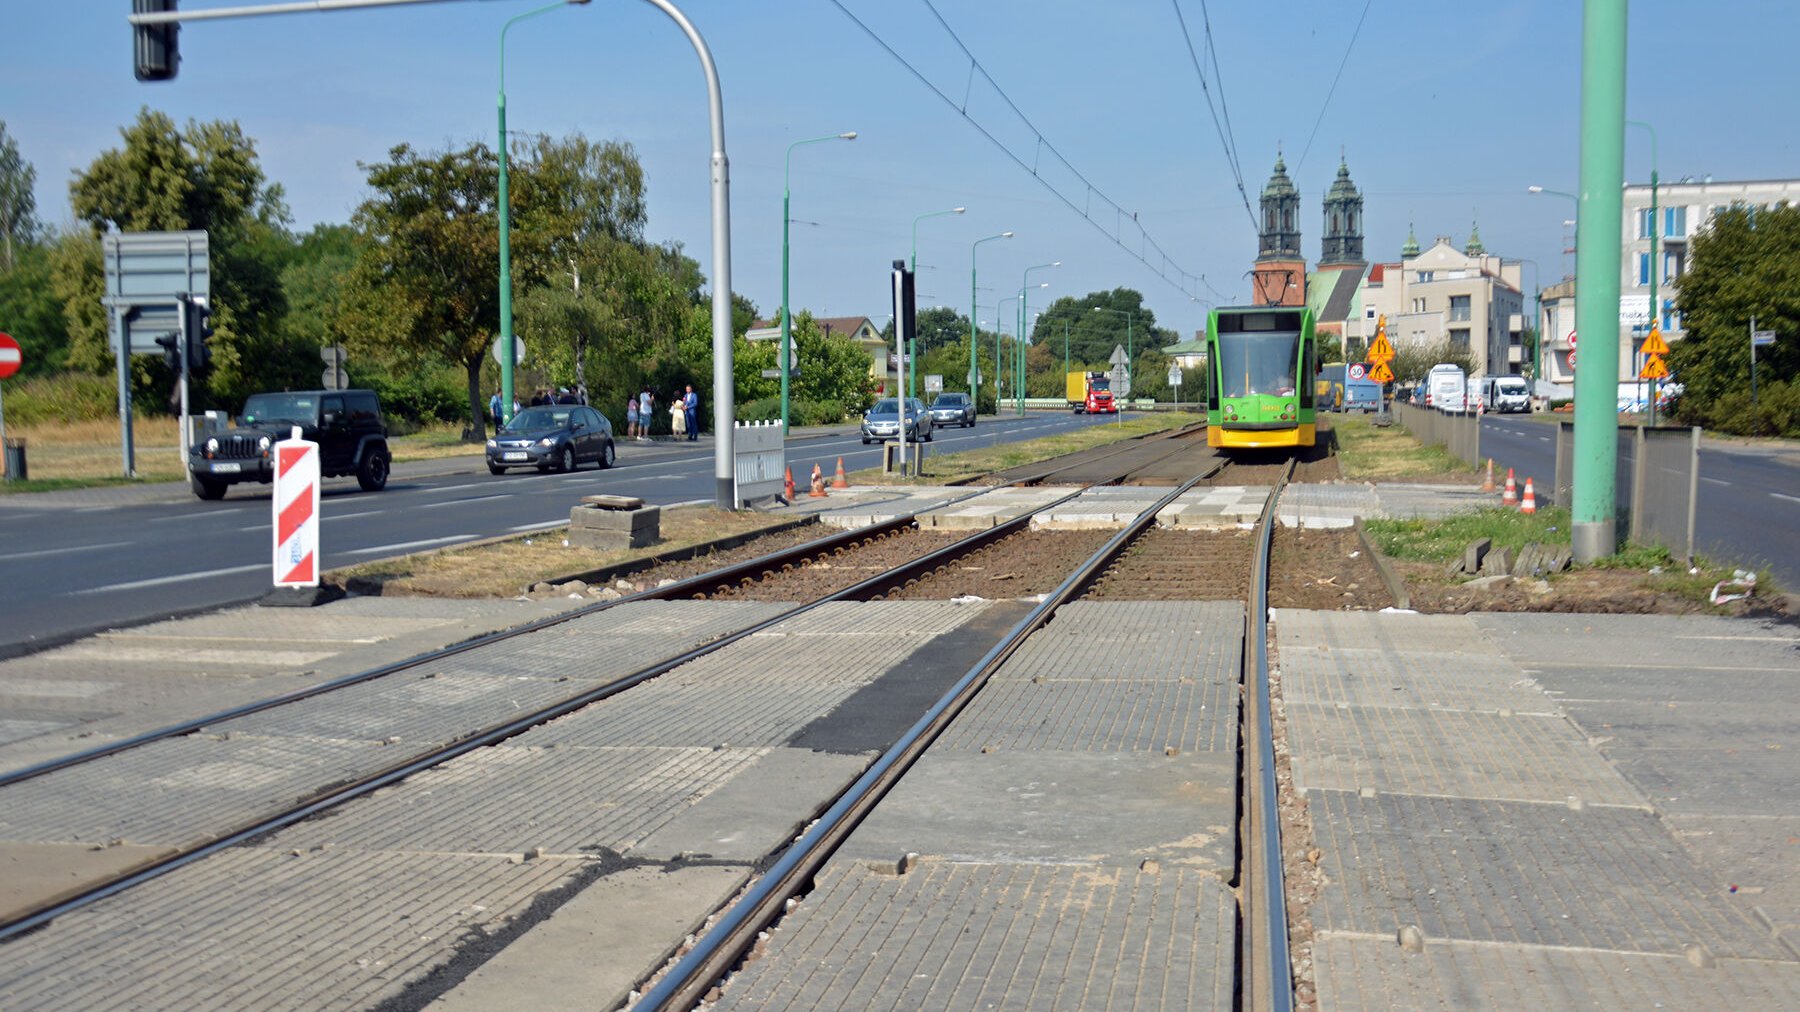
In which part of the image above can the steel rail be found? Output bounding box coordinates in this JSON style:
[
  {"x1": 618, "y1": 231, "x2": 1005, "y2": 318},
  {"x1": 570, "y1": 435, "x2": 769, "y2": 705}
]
[
  {"x1": 0, "y1": 488, "x2": 1000, "y2": 790},
  {"x1": 986, "y1": 421, "x2": 1209, "y2": 487},
  {"x1": 1243, "y1": 458, "x2": 1297, "y2": 1011},
  {"x1": 0, "y1": 487, "x2": 1083, "y2": 941},
  {"x1": 633, "y1": 472, "x2": 1208, "y2": 1010}
]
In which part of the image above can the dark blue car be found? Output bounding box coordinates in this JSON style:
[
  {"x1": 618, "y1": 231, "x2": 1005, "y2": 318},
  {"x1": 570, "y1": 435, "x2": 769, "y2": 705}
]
[{"x1": 487, "y1": 405, "x2": 616, "y2": 474}]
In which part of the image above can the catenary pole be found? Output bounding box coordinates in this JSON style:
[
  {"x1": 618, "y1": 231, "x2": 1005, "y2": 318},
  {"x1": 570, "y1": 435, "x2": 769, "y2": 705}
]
[
  {"x1": 970, "y1": 231, "x2": 1011, "y2": 407},
  {"x1": 1571, "y1": 0, "x2": 1627, "y2": 562}
]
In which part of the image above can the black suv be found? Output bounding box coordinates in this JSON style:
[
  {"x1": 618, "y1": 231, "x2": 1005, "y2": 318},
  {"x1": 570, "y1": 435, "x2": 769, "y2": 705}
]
[{"x1": 188, "y1": 389, "x2": 391, "y2": 500}]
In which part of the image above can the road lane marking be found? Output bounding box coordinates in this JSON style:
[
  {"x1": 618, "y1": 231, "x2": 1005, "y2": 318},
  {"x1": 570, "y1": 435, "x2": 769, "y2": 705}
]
[
  {"x1": 323, "y1": 509, "x2": 385, "y2": 521},
  {"x1": 343, "y1": 535, "x2": 479, "y2": 555},
  {"x1": 1701, "y1": 477, "x2": 1731, "y2": 486},
  {"x1": 508, "y1": 520, "x2": 567, "y2": 532},
  {"x1": 75, "y1": 562, "x2": 267, "y2": 595},
  {"x1": 1772, "y1": 492, "x2": 1800, "y2": 505},
  {"x1": 416, "y1": 493, "x2": 514, "y2": 509},
  {"x1": 0, "y1": 540, "x2": 137, "y2": 562}
]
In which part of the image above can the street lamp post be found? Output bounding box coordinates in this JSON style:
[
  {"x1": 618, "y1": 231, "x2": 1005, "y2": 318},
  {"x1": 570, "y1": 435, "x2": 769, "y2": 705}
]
[
  {"x1": 1019, "y1": 262, "x2": 1059, "y2": 415},
  {"x1": 780, "y1": 130, "x2": 856, "y2": 434},
  {"x1": 997, "y1": 295, "x2": 1021, "y2": 402},
  {"x1": 497, "y1": 0, "x2": 583, "y2": 429},
  {"x1": 1091, "y1": 306, "x2": 1137, "y2": 408},
  {"x1": 970, "y1": 231, "x2": 1012, "y2": 408},
  {"x1": 1529, "y1": 185, "x2": 1581, "y2": 386},
  {"x1": 1627, "y1": 119, "x2": 1659, "y2": 425},
  {"x1": 906, "y1": 206, "x2": 965, "y2": 400}
]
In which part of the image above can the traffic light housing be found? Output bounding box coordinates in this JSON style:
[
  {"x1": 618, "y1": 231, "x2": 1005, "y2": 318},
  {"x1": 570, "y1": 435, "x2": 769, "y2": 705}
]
[
  {"x1": 185, "y1": 299, "x2": 213, "y2": 372},
  {"x1": 153, "y1": 331, "x2": 180, "y2": 372},
  {"x1": 134, "y1": 0, "x2": 179, "y2": 82}
]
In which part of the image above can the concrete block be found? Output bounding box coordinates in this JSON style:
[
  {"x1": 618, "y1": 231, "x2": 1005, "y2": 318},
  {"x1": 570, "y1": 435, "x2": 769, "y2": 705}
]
[
  {"x1": 1462, "y1": 537, "x2": 1492, "y2": 575},
  {"x1": 568, "y1": 503, "x2": 660, "y2": 550}
]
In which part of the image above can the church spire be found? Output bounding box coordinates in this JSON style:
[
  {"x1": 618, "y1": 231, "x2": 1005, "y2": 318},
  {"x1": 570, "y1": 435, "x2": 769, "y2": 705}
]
[
  {"x1": 1401, "y1": 220, "x2": 1420, "y2": 260},
  {"x1": 1464, "y1": 218, "x2": 1486, "y2": 256},
  {"x1": 1257, "y1": 152, "x2": 1302, "y2": 261},
  {"x1": 1319, "y1": 155, "x2": 1365, "y2": 267}
]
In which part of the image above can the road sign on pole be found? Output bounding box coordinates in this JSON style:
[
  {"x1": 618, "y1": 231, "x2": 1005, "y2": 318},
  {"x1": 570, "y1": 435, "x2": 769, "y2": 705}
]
[
  {"x1": 1640, "y1": 325, "x2": 1669, "y2": 356},
  {"x1": 1368, "y1": 361, "x2": 1394, "y2": 384},
  {"x1": 1639, "y1": 354, "x2": 1669, "y2": 380},
  {"x1": 1752, "y1": 330, "x2": 1777, "y2": 347},
  {"x1": 0, "y1": 332, "x2": 18, "y2": 481},
  {"x1": 491, "y1": 335, "x2": 527, "y2": 368}
]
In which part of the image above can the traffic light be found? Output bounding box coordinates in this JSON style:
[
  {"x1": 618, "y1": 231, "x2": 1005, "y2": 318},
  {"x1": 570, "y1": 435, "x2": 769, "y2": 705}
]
[
  {"x1": 134, "y1": 0, "x2": 179, "y2": 82},
  {"x1": 153, "y1": 331, "x2": 180, "y2": 371},
  {"x1": 186, "y1": 299, "x2": 213, "y2": 372}
]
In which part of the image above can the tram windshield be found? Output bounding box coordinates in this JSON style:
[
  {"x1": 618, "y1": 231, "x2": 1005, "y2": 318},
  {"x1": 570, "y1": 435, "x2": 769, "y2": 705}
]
[{"x1": 1217, "y1": 331, "x2": 1301, "y2": 398}]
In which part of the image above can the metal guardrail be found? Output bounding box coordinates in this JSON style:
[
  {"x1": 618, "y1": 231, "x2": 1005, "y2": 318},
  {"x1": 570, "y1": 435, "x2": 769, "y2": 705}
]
[
  {"x1": 1391, "y1": 402, "x2": 1479, "y2": 466},
  {"x1": 1554, "y1": 421, "x2": 1701, "y2": 562}
]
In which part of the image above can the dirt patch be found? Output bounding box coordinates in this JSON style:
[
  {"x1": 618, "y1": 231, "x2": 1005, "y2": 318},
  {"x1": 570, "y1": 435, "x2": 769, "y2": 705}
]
[
  {"x1": 707, "y1": 527, "x2": 967, "y2": 602},
  {"x1": 1394, "y1": 561, "x2": 1795, "y2": 619},
  {"x1": 1086, "y1": 528, "x2": 1255, "y2": 601},
  {"x1": 1268, "y1": 527, "x2": 1393, "y2": 611},
  {"x1": 333, "y1": 507, "x2": 810, "y2": 598},
  {"x1": 573, "y1": 523, "x2": 838, "y2": 597},
  {"x1": 885, "y1": 529, "x2": 1113, "y2": 600}
]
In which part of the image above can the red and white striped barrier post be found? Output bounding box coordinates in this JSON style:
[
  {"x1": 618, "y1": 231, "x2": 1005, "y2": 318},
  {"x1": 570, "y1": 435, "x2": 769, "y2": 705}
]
[{"x1": 272, "y1": 428, "x2": 320, "y2": 588}]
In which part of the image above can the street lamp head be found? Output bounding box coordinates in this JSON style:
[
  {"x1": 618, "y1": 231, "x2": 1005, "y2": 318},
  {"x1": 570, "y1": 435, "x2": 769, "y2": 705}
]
[
  {"x1": 1527, "y1": 185, "x2": 1544, "y2": 194},
  {"x1": 839, "y1": 132, "x2": 857, "y2": 140},
  {"x1": 952, "y1": 207, "x2": 967, "y2": 214},
  {"x1": 1051, "y1": 260, "x2": 1062, "y2": 267},
  {"x1": 1001, "y1": 231, "x2": 1014, "y2": 238}
]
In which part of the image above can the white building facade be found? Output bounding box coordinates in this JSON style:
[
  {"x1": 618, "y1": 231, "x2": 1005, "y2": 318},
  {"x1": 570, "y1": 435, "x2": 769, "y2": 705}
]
[{"x1": 1356, "y1": 234, "x2": 1526, "y2": 378}]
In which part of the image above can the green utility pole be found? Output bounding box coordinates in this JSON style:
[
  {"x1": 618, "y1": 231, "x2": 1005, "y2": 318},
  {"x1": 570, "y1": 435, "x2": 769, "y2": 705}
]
[
  {"x1": 1628, "y1": 119, "x2": 1659, "y2": 425},
  {"x1": 998, "y1": 295, "x2": 1020, "y2": 403},
  {"x1": 781, "y1": 131, "x2": 856, "y2": 435},
  {"x1": 497, "y1": 0, "x2": 576, "y2": 428},
  {"x1": 909, "y1": 206, "x2": 965, "y2": 400},
  {"x1": 1571, "y1": 0, "x2": 1627, "y2": 563},
  {"x1": 971, "y1": 231, "x2": 1012, "y2": 405}
]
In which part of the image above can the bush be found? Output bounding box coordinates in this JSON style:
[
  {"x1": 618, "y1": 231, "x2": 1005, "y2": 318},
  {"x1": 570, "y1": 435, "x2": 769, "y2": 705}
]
[
  {"x1": 1693, "y1": 380, "x2": 1800, "y2": 438},
  {"x1": 358, "y1": 366, "x2": 468, "y2": 426},
  {"x1": 1, "y1": 371, "x2": 120, "y2": 426},
  {"x1": 736, "y1": 396, "x2": 852, "y2": 427}
]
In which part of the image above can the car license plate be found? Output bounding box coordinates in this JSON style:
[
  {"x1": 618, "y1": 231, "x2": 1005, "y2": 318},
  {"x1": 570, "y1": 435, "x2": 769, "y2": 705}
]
[
  {"x1": 212, "y1": 462, "x2": 241, "y2": 474},
  {"x1": 503, "y1": 452, "x2": 529, "y2": 461}
]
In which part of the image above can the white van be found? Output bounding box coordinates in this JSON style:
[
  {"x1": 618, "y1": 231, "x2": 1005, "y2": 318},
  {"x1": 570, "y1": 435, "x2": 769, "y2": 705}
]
[
  {"x1": 1479, "y1": 375, "x2": 1531, "y2": 413},
  {"x1": 1425, "y1": 364, "x2": 1467, "y2": 413}
]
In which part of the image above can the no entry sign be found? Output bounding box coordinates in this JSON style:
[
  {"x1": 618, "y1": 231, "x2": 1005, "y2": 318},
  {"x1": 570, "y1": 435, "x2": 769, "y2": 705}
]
[{"x1": 0, "y1": 333, "x2": 20, "y2": 379}]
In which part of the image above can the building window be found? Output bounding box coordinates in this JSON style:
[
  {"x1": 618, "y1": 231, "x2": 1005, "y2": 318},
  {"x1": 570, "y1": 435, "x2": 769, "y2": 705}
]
[
  {"x1": 1635, "y1": 252, "x2": 1651, "y2": 286},
  {"x1": 1449, "y1": 295, "x2": 1471, "y2": 322},
  {"x1": 1366, "y1": 306, "x2": 1376, "y2": 320},
  {"x1": 1411, "y1": 298, "x2": 1427, "y2": 313},
  {"x1": 1637, "y1": 207, "x2": 1655, "y2": 239},
  {"x1": 1283, "y1": 209, "x2": 1293, "y2": 231},
  {"x1": 1332, "y1": 212, "x2": 1341, "y2": 233},
  {"x1": 1416, "y1": 271, "x2": 1433, "y2": 283},
  {"x1": 1664, "y1": 205, "x2": 1687, "y2": 238},
  {"x1": 1663, "y1": 250, "x2": 1683, "y2": 283},
  {"x1": 1450, "y1": 329, "x2": 1470, "y2": 349}
]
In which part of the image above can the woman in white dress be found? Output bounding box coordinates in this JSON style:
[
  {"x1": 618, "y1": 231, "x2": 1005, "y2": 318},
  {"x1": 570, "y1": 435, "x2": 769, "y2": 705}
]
[{"x1": 668, "y1": 398, "x2": 687, "y2": 438}]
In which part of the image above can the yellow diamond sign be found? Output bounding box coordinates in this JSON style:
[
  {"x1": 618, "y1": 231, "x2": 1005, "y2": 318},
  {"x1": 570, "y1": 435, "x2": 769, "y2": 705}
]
[{"x1": 1641, "y1": 325, "x2": 1670, "y2": 356}]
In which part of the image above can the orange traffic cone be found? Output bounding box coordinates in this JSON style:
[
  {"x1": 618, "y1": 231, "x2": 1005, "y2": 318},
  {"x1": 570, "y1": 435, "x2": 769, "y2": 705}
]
[
  {"x1": 1502, "y1": 468, "x2": 1518, "y2": 506},
  {"x1": 808, "y1": 463, "x2": 828, "y2": 498},
  {"x1": 1481, "y1": 458, "x2": 1496, "y2": 493},
  {"x1": 1520, "y1": 477, "x2": 1537, "y2": 514},
  {"x1": 783, "y1": 466, "x2": 796, "y2": 501},
  {"x1": 832, "y1": 456, "x2": 849, "y2": 489}
]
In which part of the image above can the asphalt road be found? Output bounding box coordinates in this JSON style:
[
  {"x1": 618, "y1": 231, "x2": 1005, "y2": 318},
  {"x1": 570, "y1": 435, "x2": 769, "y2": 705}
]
[
  {"x1": 1477, "y1": 414, "x2": 1800, "y2": 589},
  {"x1": 0, "y1": 410, "x2": 1130, "y2": 656}
]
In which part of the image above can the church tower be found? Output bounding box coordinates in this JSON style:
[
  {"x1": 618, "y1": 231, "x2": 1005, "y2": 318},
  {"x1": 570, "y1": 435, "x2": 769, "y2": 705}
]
[
  {"x1": 1252, "y1": 154, "x2": 1306, "y2": 306},
  {"x1": 1319, "y1": 157, "x2": 1365, "y2": 268}
]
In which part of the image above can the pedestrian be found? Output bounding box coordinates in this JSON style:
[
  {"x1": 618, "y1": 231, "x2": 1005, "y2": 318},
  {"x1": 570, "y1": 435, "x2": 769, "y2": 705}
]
[
  {"x1": 488, "y1": 390, "x2": 502, "y2": 425},
  {"x1": 625, "y1": 396, "x2": 639, "y2": 440},
  {"x1": 637, "y1": 388, "x2": 653, "y2": 440},
  {"x1": 556, "y1": 387, "x2": 578, "y2": 405},
  {"x1": 668, "y1": 396, "x2": 687, "y2": 439},
  {"x1": 683, "y1": 384, "x2": 699, "y2": 440}
]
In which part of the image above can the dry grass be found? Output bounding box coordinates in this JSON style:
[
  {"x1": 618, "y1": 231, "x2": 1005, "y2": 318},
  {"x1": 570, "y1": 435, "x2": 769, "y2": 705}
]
[
  {"x1": 851, "y1": 412, "x2": 1205, "y2": 485},
  {"x1": 327, "y1": 505, "x2": 798, "y2": 598},
  {"x1": 1332, "y1": 414, "x2": 1475, "y2": 482}
]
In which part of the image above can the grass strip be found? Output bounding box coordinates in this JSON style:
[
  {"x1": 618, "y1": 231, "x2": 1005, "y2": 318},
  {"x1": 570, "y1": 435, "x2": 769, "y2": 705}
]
[
  {"x1": 845, "y1": 412, "x2": 1205, "y2": 485},
  {"x1": 1331, "y1": 413, "x2": 1474, "y2": 481}
]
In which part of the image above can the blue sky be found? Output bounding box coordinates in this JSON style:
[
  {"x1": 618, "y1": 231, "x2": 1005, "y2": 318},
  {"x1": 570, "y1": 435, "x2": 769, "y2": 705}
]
[{"x1": 6, "y1": 1, "x2": 1798, "y2": 343}]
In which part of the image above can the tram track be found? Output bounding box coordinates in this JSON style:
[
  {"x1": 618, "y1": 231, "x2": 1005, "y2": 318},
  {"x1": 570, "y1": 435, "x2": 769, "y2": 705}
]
[
  {"x1": 1, "y1": 437, "x2": 1304, "y2": 1009},
  {"x1": 633, "y1": 460, "x2": 1298, "y2": 1010},
  {"x1": 0, "y1": 488, "x2": 1088, "y2": 941}
]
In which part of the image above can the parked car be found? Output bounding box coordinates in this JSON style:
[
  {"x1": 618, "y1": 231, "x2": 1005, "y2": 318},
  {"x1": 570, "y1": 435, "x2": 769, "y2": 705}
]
[
  {"x1": 486, "y1": 405, "x2": 616, "y2": 474},
  {"x1": 860, "y1": 397, "x2": 933, "y2": 444},
  {"x1": 927, "y1": 391, "x2": 976, "y2": 428},
  {"x1": 188, "y1": 388, "x2": 390, "y2": 500}
]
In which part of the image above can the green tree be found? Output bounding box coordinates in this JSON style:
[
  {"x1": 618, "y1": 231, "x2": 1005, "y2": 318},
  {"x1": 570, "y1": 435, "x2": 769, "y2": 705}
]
[
  {"x1": 0, "y1": 120, "x2": 38, "y2": 272},
  {"x1": 1390, "y1": 339, "x2": 1477, "y2": 386},
  {"x1": 0, "y1": 239, "x2": 70, "y2": 376},
  {"x1": 1669, "y1": 202, "x2": 1800, "y2": 434},
  {"x1": 338, "y1": 142, "x2": 501, "y2": 439},
  {"x1": 64, "y1": 108, "x2": 296, "y2": 404},
  {"x1": 1031, "y1": 288, "x2": 1157, "y2": 366}
]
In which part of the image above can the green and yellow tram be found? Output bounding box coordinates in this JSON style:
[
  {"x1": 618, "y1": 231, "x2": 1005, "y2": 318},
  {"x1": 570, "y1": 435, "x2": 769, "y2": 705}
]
[{"x1": 1206, "y1": 305, "x2": 1317, "y2": 450}]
